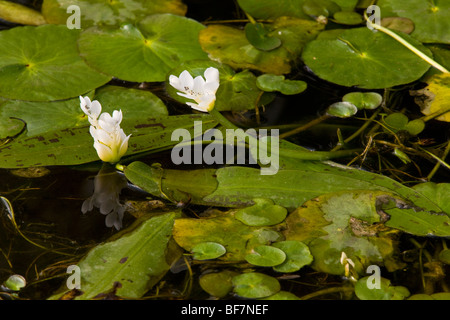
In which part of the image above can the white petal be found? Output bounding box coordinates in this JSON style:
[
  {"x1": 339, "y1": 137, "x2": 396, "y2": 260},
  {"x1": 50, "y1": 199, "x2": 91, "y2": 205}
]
[
  {"x1": 178, "y1": 70, "x2": 194, "y2": 90},
  {"x1": 192, "y1": 75, "x2": 206, "y2": 94},
  {"x1": 111, "y1": 110, "x2": 123, "y2": 124},
  {"x1": 204, "y1": 67, "x2": 220, "y2": 84},
  {"x1": 204, "y1": 81, "x2": 220, "y2": 94},
  {"x1": 90, "y1": 100, "x2": 102, "y2": 118},
  {"x1": 169, "y1": 75, "x2": 184, "y2": 92},
  {"x1": 177, "y1": 92, "x2": 196, "y2": 100},
  {"x1": 94, "y1": 141, "x2": 113, "y2": 162},
  {"x1": 186, "y1": 102, "x2": 208, "y2": 112}
]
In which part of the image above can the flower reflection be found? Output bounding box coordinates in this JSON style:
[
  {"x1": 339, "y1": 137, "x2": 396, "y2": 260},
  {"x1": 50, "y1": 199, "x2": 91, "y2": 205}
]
[{"x1": 82, "y1": 164, "x2": 128, "y2": 230}]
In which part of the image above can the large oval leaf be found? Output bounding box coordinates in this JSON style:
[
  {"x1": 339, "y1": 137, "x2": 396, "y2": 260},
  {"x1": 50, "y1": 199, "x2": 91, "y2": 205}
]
[
  {"x1": 302, "y1": 27, "x2": 432, "y2": 89},
  {"x1": 78, "y1": 14, "x2": 208, "y2": 82},
  {"x1": 42, "y1": 0, "x2": 187, "y2": 27},
  {"x1": 0, "y1": 25, "x2": 111, "y2": 101},
  {"x1": 48, "y1": 211, "x2": 182, "y2": 300}
]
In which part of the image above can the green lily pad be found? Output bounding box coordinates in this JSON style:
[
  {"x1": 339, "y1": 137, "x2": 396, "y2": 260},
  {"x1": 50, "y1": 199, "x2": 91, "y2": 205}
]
[
  {"x1": 234, "y1": 198, "x2": 288, "y2": 226},
  {"x1": 78, "y1": 14, "x2": 208, "y2": 82},
  {"x1": 232, "y1": 272, "x2": 281, "y2": 299},
  {"x1": 272, "y1": 240, "x2": 313, "y2": 273},
  {"x1": 245, "y1": 22, "x2": 282, "y2": 51},
  {"x1": 404, "y1": 119, "x2": 425, "y2": 135},
  {"x1": 377, "y1": 0, "x2": 450, "y2": 44},
  {"x1": 333, "y1": 11, "x2": 363, "y2": 25},
  {"x1": 191, "y1": 242, "x2": 227, "y2": 260},
  {"x1": 199, "y1": 270, "x2": 239, "y2": 298},
  {"x1": 236, "y1": 0, "x2": 310, "y2": 20},
  {"x1": 0, "y1": 25, "x2": 111, "y2": 101},
  {"x1": 355, "y1": 276, "x2": 410, "y2": 300},
  {"x1": 302, "y1": 27, "x2": 432, "y2": 89},
  {"x1": 245, "y1": 245, "x2": 286, "y2": 267},
  {"x1": 256, "y1": 74, "x2": 307, "y2": 95},
  {"x1": 327, "y1": 101, "x2": 358, "y2": 118},
  {"x1": 302, "y1": 0, "x2": 340, "y2": 18},
  {"x1": 42, "y1": 0, "x2": 187, "y2": 27},
  {"x1": 166, "y1": 60, "x2": 263, "y2": 112},
  {"x1": 0, "y1": 114, "x2": 217, "y2": 168},
  {"x1": 199, "y1": 16, "x2": 324, "y2": 75},
  {"x1": 342, "y1": 92, "x2": 382, "y2": 110}
]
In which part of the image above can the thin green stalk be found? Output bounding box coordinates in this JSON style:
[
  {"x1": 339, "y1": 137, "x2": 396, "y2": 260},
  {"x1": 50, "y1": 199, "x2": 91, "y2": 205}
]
[
  {"x1": 426, "y1": 140, "x2": 450, "y2": 180},
  {"x1": 365, "y1": 12, "x2": 449, "y2": 73}
]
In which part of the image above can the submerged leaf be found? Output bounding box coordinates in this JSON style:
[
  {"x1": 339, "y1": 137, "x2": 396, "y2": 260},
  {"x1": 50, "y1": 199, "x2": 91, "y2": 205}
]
[
  {"x1": 232, "y1": 272, "x2": 281, "y2": 299},
  {"x1": 48, "y1": 211, "x2": 182, "y2": 300}
]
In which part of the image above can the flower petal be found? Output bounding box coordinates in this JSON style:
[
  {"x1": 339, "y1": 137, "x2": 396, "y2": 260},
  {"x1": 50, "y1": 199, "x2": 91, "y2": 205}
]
[
  {"x1": 204, "y1": 67, "x2": 220, "y2": 84},
  {"x1": 178, "y1": 70, "x2": 194, "y2": 90}
]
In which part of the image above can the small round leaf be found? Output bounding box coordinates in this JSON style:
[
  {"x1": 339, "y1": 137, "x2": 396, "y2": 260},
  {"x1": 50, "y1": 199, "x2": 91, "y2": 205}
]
[
  {"x1": 4, "y1": 275, "x2": 26, "y2": 291},
  {"x1": 245, "y1": 23, "x2": 282, "y2": 51},
  {"x1": 232, "y1": 272, "x2": 281, "y2": 298},
  {"x1": 191, "y1": 242, "x2": 226, "y2": 260},
  {"x1": 327, "y1": 101, "x2": 358, "y2": 118},
  {"x1": 199, "y1": 270, "x2": 238, "y2": 298},
  {"x1": 342, "y1": 92, "x2": 382, "y2": 110},
  {"x1": 272, "y1": 240, "x2": 313, "y2": 273},
  {"x1": 256, "y1": 74, "x2": 307, "y2": 95},
  {"x1": 404, "y1": 119, "x2": 425, "y2": 135},
  {"x1": 245, "y1": 245, "x2": 286, "y2": 267},
  {"x1": 333, "y1": 11, "x2": 363, "y2": 25},
  {"x1": 384, "y1": 113, "x2": 409, "y2": 132}
]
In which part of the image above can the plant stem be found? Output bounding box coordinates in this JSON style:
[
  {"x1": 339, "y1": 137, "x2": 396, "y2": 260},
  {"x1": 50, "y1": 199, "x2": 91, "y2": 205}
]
[
  {"x1": 365, "y1": 14, "x2": 449, "y2": 73},
  {"x1": 426, "y1": 139, "x2": 450, "y2": 181},
  {"x1": 299, "y1": 286, "x2": 355, "y2": 300},
  {"x1": 279, "y1": 114, "x2": 330, "y2": 140}
]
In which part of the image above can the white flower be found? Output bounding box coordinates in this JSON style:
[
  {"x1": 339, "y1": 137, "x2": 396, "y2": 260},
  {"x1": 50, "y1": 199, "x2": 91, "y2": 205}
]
[
  {"x1": 340, "y1": 252, "x2": 357, "y2": 281},
  {"x1": 169, "y1": 67, "x2": 220, "y2": 112},
  {"x1": 80, "y1": 96, "x2": 131, "y2": 164}
]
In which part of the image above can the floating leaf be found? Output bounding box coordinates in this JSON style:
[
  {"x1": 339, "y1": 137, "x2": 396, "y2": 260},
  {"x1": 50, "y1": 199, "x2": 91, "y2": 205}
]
[
  {"x1": 327, "y1": 101, "x2": 358, "y2": 118},
  {"x1": 0, "y1": 114, "x2": 217, "y2": 168},
  {"x1": 377, "y1": 0, "x2": 450, "y2": 44},
  {"x1": 0, "y1": 86, "x2": 167, "y2": 139},
  {"x1": 199, "y1": 17, "x2": 324, "y2": 75},
  {"x1": 302, "y1": 0, "x2": 340, "y2": 18},
  {"x1": 333, "y1": 11, "x2": 363, "y2": 25},
  {"x1": 342, "y1": 92, "x2": 382, "y2": 110},
  {"x1": 383, "y1": 113, "x2": 424, "y2": 135},
  {"x1": 236, "y1": 0, "x2": 309, "y2": 20},
  {"x1": 244, "y1": 22, "x2": 282, "y2": 51},
  {"x1": 191, "y1": 242, "x2": 226, "y2": 260},
  {"x1": 355, "y1": 276, "x2": 410, "y2": 300},
  {"x1": 404, "y1": 119, "x2": 425, "y2": 136},
  {"x1": 272, "y1": 240, "x2": 313, "y2": 273},
  {"x1": 245, "y1": 245, "x2": 286, "y2": 267},
  {"x1": 256, "y1": 74, "x2": 307, "y2": 95},
  {"x1": 234, "y1": 198, "x2": 288, "y2": 226},
  {"x1": 48, "y1": 211, "x2": 182, "y2": 300},
  {"x1": 172, "y1": 211, "x2": 283, "y2": 262},
  {"x1": 78, "y1": 14, "x2": 208, "y2": 82},
  {"x1": 0, "y1": 25, "x2": 111, "y2": 101},
  {"x1": 42, "y1": 0, "x2": 187, "y2": 27},
  {"x1": 302, "y1": 27, "x2": 432, "y2": 89},
  {"x1": 411, "y1": 73, "x2": 450, "y2": 122},
  {"x1": 199, "y1": 270, "x2": 239, "y2": 298},
  {"x1": 166, "y1": 60, "x2": 263, "y2": 112},
  {"x1": 232, "y1": 272, "x2": 281, "y2": 299},
  {"x1": 0, "y1": 0, "x2": 46, "y2": 25}
]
